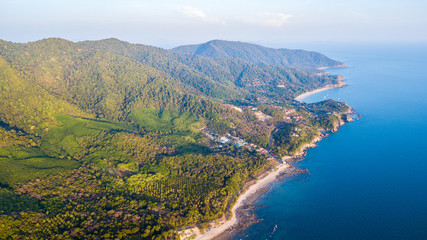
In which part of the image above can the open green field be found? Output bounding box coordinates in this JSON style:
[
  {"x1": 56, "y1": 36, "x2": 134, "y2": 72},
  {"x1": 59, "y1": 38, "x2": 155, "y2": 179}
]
[
  {"x1": 0, "y1": 147, "x2": 79, "y2": 187},
  {"x1": 40, "y1": 114, "x2": 136, "y2": 157},
  {"x1": 0, "y1": 114, "x2": 137, "y2": 187},
  {"x1": 127, "y1": 108, "x2": 202, "y2": 133}
]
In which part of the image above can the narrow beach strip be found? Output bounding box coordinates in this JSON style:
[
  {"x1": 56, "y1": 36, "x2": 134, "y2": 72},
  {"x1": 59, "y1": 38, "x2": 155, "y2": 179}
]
[
  {"x1": 295, "y1": 78, "x2": 346, "y2": 102},
  {"x1": 179, "y1": 163, "x2": 292, "y2": 240}
]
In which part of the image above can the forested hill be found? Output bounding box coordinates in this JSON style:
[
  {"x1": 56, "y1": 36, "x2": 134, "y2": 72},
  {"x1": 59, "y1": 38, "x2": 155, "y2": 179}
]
[
  {"x1": 77, "y1": 38, "x2": 341, "y2": 103},
  {"x1": 0, "y1": 37, "x2": 351, "y2": 239},
  {"x1": 0, "y1": 37, "x2": 341, "y2": 132},
  {"x1": 173, "y1": 40, "x2": 344, "y2": 69}
]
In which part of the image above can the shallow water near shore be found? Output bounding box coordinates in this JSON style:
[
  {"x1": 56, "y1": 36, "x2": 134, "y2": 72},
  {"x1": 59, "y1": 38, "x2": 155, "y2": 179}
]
[{"x1": 229, "y1": 44, "x2": 427, "y2": 240}]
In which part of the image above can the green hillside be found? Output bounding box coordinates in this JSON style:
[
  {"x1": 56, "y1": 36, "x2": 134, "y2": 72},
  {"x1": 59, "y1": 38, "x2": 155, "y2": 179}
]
[
  {"x1": 0, "y1": 38, "x2": 351, "y2": 239},
  {"x1": 79, "y1": 38, "x2": 341, "y2": 103}
]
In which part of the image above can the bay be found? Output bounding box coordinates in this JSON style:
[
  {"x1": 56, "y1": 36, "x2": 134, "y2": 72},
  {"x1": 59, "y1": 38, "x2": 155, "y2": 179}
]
[{"x1": 230, "y1": 44, "x2": 427, "y2": 240}]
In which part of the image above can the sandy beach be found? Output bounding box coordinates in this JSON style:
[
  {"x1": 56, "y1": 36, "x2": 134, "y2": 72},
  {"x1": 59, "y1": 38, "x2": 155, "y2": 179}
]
[
  {"x1": 295, "y1": 78, "x2": 346, "y2": 102},
  {"x1": 317, "y1": 64, "x2": 347, "y2": 71}
]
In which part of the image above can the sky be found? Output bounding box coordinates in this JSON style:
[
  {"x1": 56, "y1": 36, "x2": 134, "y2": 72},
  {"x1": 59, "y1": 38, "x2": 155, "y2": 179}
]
[{"x1": 1, "y1": 0, "x2": 426, "y2": 48}]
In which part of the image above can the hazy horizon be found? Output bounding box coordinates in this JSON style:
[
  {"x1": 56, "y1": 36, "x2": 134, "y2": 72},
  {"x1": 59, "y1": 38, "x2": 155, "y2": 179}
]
[{"x1": 1, "y1": 0, "x2": 426, "y2": 49}]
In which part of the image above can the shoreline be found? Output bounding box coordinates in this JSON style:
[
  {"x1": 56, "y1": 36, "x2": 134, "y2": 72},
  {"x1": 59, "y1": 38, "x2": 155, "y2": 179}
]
[
  {"x1": 178, "y1": 163, "x2": 295, "y2": 240},
  {"x1": 179, "y1": 65, "x2": 349, "y2": 240},
  {"x1": 178, "y1": 135, "x2": 326, "y2": 240},
  {"x1": 296, "y1": 63, "x2": 347, "y2": 102},
  {"x1": 295, "y1": 77, "x2": 346, "y2": 102},
  {"x1": 317, "y1": 63, "x2": 347, "y2": 71}
]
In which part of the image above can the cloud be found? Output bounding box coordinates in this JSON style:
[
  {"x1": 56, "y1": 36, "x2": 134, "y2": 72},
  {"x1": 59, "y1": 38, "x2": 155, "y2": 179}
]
[
  {"x1": 177, "y1": 6, "x2": 225, "y2": 24},
  {"x1": 239, "y1": 12, "x2": 293, "y2": 27}
]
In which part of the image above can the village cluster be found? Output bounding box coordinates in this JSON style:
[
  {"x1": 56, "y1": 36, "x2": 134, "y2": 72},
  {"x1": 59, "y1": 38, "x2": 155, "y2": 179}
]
[{"x1": 202, "y1": 130, "x2": 283, "y2": 163}]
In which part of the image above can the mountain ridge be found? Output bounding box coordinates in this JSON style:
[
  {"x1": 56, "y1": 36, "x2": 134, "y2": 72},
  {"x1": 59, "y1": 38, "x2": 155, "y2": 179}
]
[
  {"x1": 173, "y1": 39, "x2": 344, "y2": 70},
  {"x1": 76, "y1": 38, "x2": 342, "y2": 104}
]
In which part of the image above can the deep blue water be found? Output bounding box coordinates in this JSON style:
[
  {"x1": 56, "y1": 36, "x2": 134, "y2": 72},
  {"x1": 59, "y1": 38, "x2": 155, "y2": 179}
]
[{"x1": 230, "y1": 44, "x2": 427, "y2": 240}]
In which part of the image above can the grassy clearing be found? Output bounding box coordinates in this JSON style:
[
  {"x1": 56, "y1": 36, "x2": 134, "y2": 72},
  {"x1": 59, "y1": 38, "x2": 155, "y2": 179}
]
[
  {"x1": 0, "y1": 114, "x2": 136, "y2": 187},
  {"x1": 127, "y1": 108, "x2": 202, "y2": 133},
  {"x1": 0, "y1": 148, "x2": 78, "y2": 187},
  {"x1": 127, "y1": 108, "x2": 204, "y2": 148},
  {"x1": 40, "y1": 114, "x2": 136, "y2": 158}
]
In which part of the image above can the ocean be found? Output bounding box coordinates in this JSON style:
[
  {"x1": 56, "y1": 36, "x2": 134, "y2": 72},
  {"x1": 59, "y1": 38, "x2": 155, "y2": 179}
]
[{"x1": 229, "y1": 44, "x2": 427, "y2": 240}]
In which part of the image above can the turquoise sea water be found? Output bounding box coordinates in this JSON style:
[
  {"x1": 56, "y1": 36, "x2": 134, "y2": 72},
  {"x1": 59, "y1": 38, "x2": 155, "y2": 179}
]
[{"x1": 230, "y1": 44, "x2": 427, "y2": 240}]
